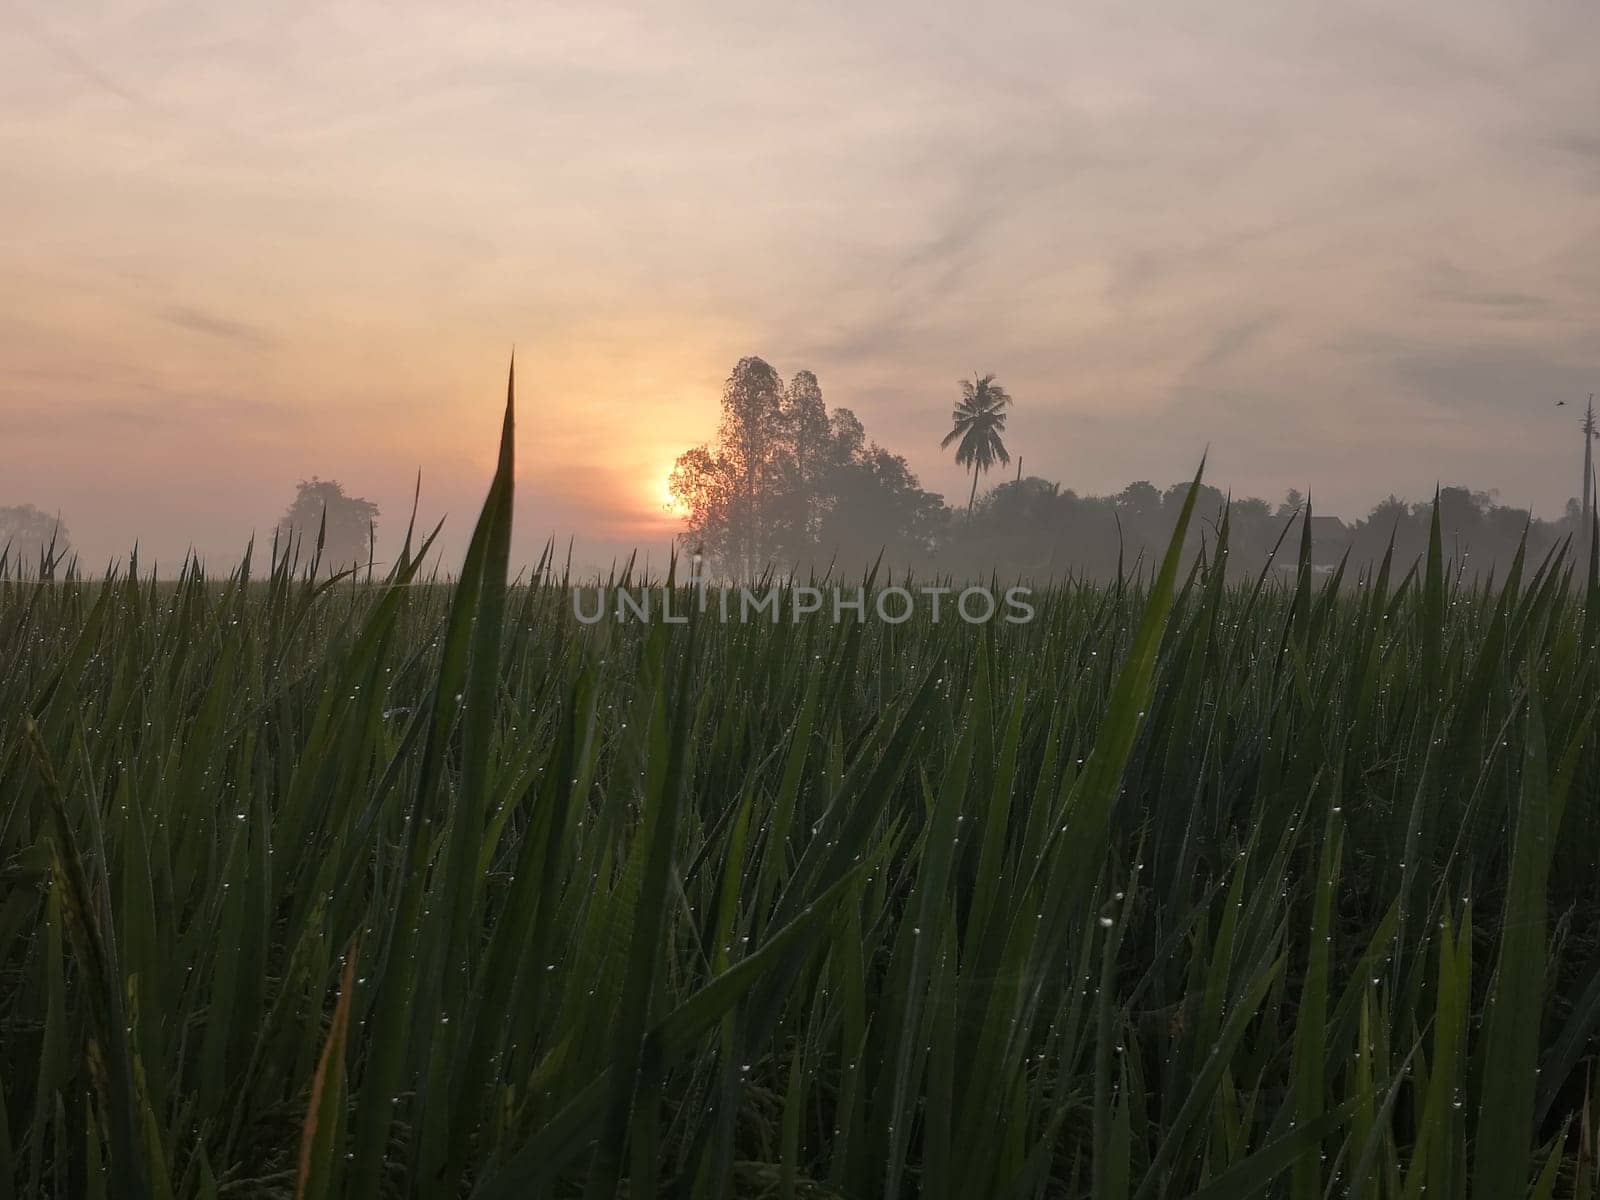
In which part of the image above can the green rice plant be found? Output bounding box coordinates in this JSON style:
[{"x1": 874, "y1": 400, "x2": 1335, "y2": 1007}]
[{"x1": 4, "y1": 371, "x2": 1600, "y2": 1196}]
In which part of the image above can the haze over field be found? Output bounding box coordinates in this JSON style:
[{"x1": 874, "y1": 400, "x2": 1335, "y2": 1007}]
[{"x1": 3, "y1": 0, "x2": 1598, "y2": 570}]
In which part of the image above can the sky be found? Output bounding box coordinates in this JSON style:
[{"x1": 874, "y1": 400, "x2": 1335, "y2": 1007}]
[{"x1": 3, "y1": 0, "x2": 1598, "y2": 572}]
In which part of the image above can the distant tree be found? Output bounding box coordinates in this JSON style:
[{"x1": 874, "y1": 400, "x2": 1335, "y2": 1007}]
[
  {"x1": 671, "y1": 359, "x2": 953, "y2": 577},
  {"x1": 985, "y1": 476, "x2": 1063, "y2": 517},
  {"x1": 1277, "y1": 488, "x2": 1305, "y2": 519},
  {"x1": 1162, "y1": 481, "x2": 1227, "y2": 514},
  {"x1": 0, "y1": 504, "x2": 70, "y2": 573},
  {"x1": 1115, "y1": 481, "x2": 1161, "y2": 517},
  {"x1": 827, "y1": 408, "x2": 866, "y2": 467},
  {"x1": 668, "y1": 445, "x2": 738, "y2": 566},
  {"x1": 940, "y1": 374, "x2": 1014, "y2": 514},
  {"x1": 958, "y1": 477, "x2": 1067, "y2": 575},
  {"x1": 1369, "y1": 495, "x2": 1409, "y2": 528},
  {"x1": 670, "y1": 357, "x2": 790, "y2": 575},
  {"x1": 774, "y1": 370, "x2": 833, "y2": 554},
  {"x1": 782, "y1": 372, "x2": 830, "y2": 484},
  {"x1": 277, "y1": 479, "x2": 379, "y2": 574},
  {"x1": 721, "y1": 357, "x2": 788, "y2": 572},
  {"x1": 1340, "y1": 487, "x2": 1563, "y2": 579},
  {"x1": 816, "y1": 444, "x2": 948, "y2": 572}
]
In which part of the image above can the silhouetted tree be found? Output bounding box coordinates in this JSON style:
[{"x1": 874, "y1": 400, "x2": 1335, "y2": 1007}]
[
  {"x1": 816, "y1": 444, "x2": 948, "y2": 574},
  {"x1": 721, "y1": 357, "x2": 788, "y2": 572},
  {"x1": 0, "y1": 504, "x2": 69, "y2": 574},
  {"x1": 774, "y1": 369, "x2": 832, "y2": 556},
  {"x1": 672, "y1": 359, "x2": 949, "y2": 577},
  {"x1": 670, "y1": 358, "x2": 789, "y2": 575},
  {"x1": 1342, "y1": 486, "x2": 1570, "y2": 580},
  {"x1": 956, "y1": 477, "x2": 1067, "y2": 575},
  {"x1": 668, "y1": 446, "x2": 738, "y2": 565},
  {"x1": 827, "y1": 409, "x2": 866, "y2": 468},
  {"x1": 1116, "y1": 481, "x2": 1161, "y2": 518},
  {"x1": 941, "y1": 374, "x2": 1013, "y2": 514},
  {"x1": 277, "y1": 479, "x2": 379, "y2": 575}
]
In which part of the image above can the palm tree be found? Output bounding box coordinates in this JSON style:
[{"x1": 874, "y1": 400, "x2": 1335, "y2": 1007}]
[{"x1": 940, "y1": 373, "x2": 1013, "y2": 515}]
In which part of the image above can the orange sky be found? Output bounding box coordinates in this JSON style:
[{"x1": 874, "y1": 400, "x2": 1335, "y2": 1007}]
[{"x1": 3, "y1": 2, "x2": 1599, "y2": 572}]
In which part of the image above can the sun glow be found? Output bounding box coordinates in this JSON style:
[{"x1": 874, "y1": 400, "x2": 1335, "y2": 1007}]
[{"x1": 659, "y1": 470, "x2": 688, "y2": 519}]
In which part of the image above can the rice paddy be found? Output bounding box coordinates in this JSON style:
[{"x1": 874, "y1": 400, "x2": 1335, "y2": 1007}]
[{"x1": 5, "y1": 384, "x2": 1600, "y2": 1197}]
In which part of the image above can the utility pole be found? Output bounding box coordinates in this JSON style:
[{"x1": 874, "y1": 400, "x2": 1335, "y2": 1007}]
[{"x1": 1584, "y1": 394, "x2": 1596, "y2": 532}]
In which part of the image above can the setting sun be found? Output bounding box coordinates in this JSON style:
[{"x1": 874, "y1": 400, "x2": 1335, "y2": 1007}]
[{"x1": 659, "y1": 469, "x2": 687, "y2": 519}]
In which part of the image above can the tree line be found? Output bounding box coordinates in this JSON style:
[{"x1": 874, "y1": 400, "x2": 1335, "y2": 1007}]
[
  {"x1": 5, "y1": 359, "x2": 1586, "y2": 582},
  {"x1": 669, "y1": 356, "x2": 1590, "y2": 582}
]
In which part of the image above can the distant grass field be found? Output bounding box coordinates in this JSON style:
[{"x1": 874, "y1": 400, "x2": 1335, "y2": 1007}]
[{"x1": 5, "y1": 387, "x2": 1600, "y2": 1197}]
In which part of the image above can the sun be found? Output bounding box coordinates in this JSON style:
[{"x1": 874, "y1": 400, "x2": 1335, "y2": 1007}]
[{"x1": 658, "y1": 470, "x2": 688, "y2": 518}]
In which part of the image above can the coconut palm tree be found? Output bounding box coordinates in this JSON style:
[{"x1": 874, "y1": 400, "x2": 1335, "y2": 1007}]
[{"x1": 941, "y1": 373, "x2": 1014, "y2": 515}]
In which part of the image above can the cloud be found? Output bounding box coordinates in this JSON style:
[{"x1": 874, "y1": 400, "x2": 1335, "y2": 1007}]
[
  {"x1": 3, "y1": 0, "x2": 1600, "y2": 567},
  {"x1": 6, "y1": 5, "x2": 148, "y2": 108},
  {"x1": 1182, "y1": 315, "x2": 1280, "y2": 382},
  {"x1": 160, "y1": 305, "x2": 275, "y2": 348}
]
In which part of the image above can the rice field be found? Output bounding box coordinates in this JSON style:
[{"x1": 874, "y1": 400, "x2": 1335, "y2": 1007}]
[{"x1": 5, "y1": 386, "x2": 1600, "y2": 1198}]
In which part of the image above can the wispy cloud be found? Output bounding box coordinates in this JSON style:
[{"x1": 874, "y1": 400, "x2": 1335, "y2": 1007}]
[
  {"x1": 2, "y1": 0, "x2": 1599, "y2": 568},
  {"x1": 161, "y1": 305, "x2": 275, "y2": 348}
]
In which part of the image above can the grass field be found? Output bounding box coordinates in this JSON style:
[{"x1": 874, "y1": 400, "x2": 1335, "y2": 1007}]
[{"x1": 5, "y1": 386, "x2": 1600, "y2": 1198}]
